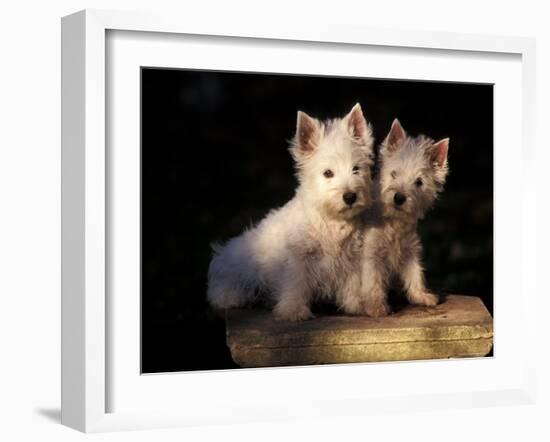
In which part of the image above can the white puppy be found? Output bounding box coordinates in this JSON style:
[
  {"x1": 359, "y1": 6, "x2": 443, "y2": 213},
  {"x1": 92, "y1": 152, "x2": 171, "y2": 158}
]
[
  {"x1": 360, "y1": 119, "x2": 450, "y2": 316},
  {"x1": 207, "y1": 104, "x2": 375, "y2": 320}
]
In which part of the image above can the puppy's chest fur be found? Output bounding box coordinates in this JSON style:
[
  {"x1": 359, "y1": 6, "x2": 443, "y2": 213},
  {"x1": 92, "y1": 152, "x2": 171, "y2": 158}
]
[
  {"x1": 297, "y1": 221, "x2": 364, "y2": 294},
  {"x1": 365, "y1": 221, "x2": 419, "y2": 273}
]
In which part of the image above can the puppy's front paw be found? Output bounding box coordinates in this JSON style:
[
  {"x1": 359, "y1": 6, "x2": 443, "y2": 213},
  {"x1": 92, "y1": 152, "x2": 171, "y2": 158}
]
[
  {"x1": 409, "y1": 291, "x2": 439, "y2": 307},
  {"x1": 365, "y1": 300, "x2": 391, "y2": 318},
  {"x1": 273, "y1": 303, "x2": 314, "y2": 321}
]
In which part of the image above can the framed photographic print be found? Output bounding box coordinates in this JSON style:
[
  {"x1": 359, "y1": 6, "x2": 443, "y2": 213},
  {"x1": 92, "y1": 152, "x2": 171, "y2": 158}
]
[{"x1": 61, "y1": 9, "x2": 537, "y2": 432}]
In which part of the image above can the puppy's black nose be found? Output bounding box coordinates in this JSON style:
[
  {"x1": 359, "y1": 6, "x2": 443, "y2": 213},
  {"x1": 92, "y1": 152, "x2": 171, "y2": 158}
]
[
  {"x1": 343, "y1": 192, "x2": 357, "y2": 206},
  {"x1": 393, "y1": 192, "x2": 407, "y2": 206}
]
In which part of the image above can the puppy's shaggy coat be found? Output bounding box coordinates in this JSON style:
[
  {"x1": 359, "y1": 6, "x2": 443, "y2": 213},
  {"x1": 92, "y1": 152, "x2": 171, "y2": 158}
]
[
  {"x1": 207, "y1": 104, "x2": 375, "y2": 320},
  {"x1": 359, "y1": 119, "x2": 450, "y2": 316}
]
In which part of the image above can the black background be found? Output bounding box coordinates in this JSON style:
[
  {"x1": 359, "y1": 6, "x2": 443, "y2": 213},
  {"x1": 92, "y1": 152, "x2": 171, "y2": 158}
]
[{"x1": 141, "y1": 68, "x2": 493, "y2": 373}]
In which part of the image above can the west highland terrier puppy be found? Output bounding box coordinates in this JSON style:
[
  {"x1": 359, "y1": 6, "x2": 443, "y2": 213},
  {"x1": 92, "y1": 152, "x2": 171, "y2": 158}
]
[
  {"x1": 359, "y1": 119, "x2": 449, "y2": 317},
  {"x1": 207, "y1": 104, "x2": 375, "y2": 320}
]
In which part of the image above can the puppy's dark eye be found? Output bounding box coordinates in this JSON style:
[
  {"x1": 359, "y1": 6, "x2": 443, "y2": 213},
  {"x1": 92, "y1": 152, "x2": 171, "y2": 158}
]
[
  {"x1": 323, "y1": 169, "x2": 334, "y2": 178},
  {"x1": 352, "y1": 165, "x2": 360, "y2": 174},
  {"x1": 415, "y1": 178, "x2": 423, "y2": 187},
  {"x1": 391, "y1": 171, "x2": 397, "y2": 179}
]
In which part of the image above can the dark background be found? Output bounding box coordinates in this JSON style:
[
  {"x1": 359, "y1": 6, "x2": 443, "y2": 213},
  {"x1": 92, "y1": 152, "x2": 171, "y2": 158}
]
[{"x1": 141, "y1": 68, "x2": 493, "y2": 373}]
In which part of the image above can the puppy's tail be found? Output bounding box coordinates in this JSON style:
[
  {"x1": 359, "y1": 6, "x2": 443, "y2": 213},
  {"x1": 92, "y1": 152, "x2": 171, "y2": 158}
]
[{"x1": 206, "y1": 239, "x2": 256, "y2": 310}]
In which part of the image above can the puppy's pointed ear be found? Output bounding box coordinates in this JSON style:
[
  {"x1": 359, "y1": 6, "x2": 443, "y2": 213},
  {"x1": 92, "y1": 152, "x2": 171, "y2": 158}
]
[
  {"x1": 430, "y1": 138, "x2": 449, "y2": 169},
  {"x1": 345, "y1": 103, "x2": 372, "y2": 145},
  {"x1": 383, "y1": 118, "x2": 406, "y2": 153},
  {"x1": 294, "y1": 110, "x2": 320, "y2": 158}
]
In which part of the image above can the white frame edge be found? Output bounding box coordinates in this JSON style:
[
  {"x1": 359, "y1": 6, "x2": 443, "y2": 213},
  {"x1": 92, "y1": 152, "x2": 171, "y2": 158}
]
[
  {"x1": 61, "y1": 8, "x2": 537, "y2": 433},
  {"x1": 62, "y1": 9, "x2": 106, "y2": 432}
]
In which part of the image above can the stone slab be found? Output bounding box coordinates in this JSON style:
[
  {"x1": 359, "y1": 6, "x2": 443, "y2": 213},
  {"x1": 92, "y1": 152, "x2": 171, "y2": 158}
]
[{"x1": 226, "y1": 295, "x2": 493, "y2": 367}]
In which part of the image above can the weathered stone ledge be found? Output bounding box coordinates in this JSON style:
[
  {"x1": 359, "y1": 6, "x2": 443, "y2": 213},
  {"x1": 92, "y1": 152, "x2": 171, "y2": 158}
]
[{"x1": 226, "y1": 295, "x2": 493, "y2": 368}]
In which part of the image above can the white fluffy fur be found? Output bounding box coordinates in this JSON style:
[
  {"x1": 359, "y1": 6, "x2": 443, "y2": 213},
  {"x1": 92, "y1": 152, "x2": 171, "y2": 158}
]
[
  {"x1": 207, "y1": 104, "x2": 375, "y2": 320},
  {"x1": 358, "y1": 119, "x2": 450, "y2": 316}
]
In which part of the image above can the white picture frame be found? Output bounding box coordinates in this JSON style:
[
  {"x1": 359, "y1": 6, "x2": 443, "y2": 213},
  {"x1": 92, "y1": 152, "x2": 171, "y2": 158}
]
[{"x1": 61, "y1": 9, "x2": 537, "y2": 433}]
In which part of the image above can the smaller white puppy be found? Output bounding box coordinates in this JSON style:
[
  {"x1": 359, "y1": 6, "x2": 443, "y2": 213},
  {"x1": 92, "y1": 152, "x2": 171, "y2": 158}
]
[{"x1": 360, "y1": 119, "x2": 450, "y2": 317}]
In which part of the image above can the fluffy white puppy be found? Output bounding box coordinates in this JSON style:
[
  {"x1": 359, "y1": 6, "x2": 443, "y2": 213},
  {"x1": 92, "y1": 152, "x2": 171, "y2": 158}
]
[{"x1": 207, "y1": 104, "x2": 375, "y2": 320}]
